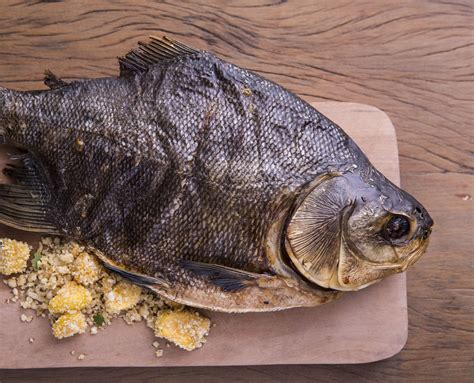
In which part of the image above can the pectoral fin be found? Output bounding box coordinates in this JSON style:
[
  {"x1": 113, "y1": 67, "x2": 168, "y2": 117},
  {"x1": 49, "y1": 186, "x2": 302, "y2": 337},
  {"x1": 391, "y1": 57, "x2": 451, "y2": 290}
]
[{"x1": 180, "y1": 260, "x2": 267, "y2": 292}]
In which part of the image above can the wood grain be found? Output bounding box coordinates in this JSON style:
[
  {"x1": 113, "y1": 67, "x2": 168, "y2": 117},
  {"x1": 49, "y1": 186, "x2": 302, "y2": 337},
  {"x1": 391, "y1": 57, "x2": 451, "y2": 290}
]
[{"x1": 0, "y1": 0, "x2": 472, "y2": 381}]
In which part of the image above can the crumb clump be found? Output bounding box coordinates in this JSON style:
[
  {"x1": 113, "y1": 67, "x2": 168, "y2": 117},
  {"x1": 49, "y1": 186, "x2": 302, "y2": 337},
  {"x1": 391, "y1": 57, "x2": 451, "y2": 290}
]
[
  {"x1": 0, "y1": 239, "x2": 31, "y2": 275},
  {"x1": 0, "y1": 237, "x2": 212, "y2": 354},
  {"x1": 71, "y1": 251, "x2": 101, "y2": 286},
  {"x1": 105, "y1": 281, "x2": 141, "y2": 314},
  {"x1": 48, "y1": 281, "x2": 92, "y2": 314},
  {"x1": 52, "y1": 312, "x2": 87, "y2": 339},
  {"x1": 154, "y1": 309, "x2": 211, "y2": 351}
]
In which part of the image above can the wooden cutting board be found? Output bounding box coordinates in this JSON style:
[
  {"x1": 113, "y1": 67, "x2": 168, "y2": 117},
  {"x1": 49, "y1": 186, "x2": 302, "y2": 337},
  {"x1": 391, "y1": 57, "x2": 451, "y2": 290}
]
[{"x1": 0, "y1": 102, "x2": 407, "y2": 367}]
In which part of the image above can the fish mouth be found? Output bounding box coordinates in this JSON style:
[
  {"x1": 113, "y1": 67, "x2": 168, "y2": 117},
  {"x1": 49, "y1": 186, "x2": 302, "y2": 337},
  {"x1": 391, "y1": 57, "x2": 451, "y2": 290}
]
[
  {"x1": 399, "y1": 236, "x2": 430, "y2": 271},
  {"x1": 334, "y1": 231, "x2": 430, "y2": 291}
]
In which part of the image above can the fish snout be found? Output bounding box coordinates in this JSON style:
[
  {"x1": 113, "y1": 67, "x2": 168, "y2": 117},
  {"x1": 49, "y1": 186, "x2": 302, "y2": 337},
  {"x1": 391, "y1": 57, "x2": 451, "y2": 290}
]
[{"x1": 413, "y1": 204, "x2": 433, "y2": 240}]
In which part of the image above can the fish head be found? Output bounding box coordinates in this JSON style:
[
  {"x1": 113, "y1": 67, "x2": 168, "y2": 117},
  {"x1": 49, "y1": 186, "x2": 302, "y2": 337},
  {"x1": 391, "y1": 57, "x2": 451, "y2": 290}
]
[{"x1": 285, "y1": 170, "x2": 433, "y2": 291}]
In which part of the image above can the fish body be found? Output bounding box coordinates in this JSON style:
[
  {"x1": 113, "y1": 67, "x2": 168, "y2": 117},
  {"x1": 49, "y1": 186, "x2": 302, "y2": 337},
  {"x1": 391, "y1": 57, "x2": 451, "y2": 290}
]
[{"x1": 0, "y1": 37, "x2": 432, "y2": 312}]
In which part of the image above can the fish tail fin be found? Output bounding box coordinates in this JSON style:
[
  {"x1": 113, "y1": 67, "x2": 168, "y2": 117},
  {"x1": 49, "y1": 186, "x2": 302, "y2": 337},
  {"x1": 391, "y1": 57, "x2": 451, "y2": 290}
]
[{"x1": 0, "y1": 151, "x2": 60, "y2": 234}]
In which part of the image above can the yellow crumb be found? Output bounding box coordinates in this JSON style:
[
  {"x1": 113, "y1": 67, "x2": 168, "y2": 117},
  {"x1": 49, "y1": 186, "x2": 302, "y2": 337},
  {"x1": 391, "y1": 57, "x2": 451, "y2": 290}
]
[
  {"x1": 71, "y1": 252, "x2": 101, "y2": 286},
  {"x1": 52, "y1": 312, "x2": 87, "y2": 339},
  {"x1": 154, "y1": 309, "x2": 210, "y2": 351},
  {"x1": 0, "y1": 238, "x2": 31, "y2": 275},
  {"x1": 48, "y1": 281, "x2": 92, "y2": 315},
  {"x1": 1, "y1": 237, "x2": 212, "y2": 354},
  {"x1": 105, "y1": 281, "x2": 142, "y2": 314}
]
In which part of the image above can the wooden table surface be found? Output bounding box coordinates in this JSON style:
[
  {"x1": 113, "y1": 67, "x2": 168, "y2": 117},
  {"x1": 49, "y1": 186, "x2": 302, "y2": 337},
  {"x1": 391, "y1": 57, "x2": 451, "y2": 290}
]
[{"x1": 0, "y1": 0, "x2": 472, "y2": 382}]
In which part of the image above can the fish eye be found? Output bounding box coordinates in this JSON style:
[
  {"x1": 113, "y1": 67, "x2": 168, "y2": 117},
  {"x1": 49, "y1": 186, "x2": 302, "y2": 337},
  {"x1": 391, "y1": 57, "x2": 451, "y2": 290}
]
[{"x1": 383, "y1": 215, "x2": 410, "y2": 240}]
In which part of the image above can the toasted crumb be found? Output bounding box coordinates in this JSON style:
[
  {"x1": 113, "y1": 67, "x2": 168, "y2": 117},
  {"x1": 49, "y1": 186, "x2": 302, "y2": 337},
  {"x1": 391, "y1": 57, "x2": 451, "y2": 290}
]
[
  {"x1": 28, "y1": 337, "x2": 35, "y2": 343},
  {"x1": 52, "y1": 312, "x2": 87, "y2": 339},
  {"x1": 105, "y1": 281, "x2": 141, "y2": 314},
  {"x1": 155, "y1": 349, "x2": 164, "y2": 358},
  {"x1": 48, "y1": 281, "x2": 92, "y2": 314},
  {"x1": 20, "y1": 313, "x2": 33, "y2": 322},
  {"x1": 77, "y1": 353, "x2": 85, "y2": 360},
  {"x1": 154, "y1": 309, "x2": 211, "y2": 351},
  {"x1": 71, "y1": 252, "x2": 101, "y2": 286},
  {"x1": 1, "y1": 237, "x2": 213, "y2": 355},
  {"x1": 0, "y1": 239, "x2": 31, "y2": 275}
]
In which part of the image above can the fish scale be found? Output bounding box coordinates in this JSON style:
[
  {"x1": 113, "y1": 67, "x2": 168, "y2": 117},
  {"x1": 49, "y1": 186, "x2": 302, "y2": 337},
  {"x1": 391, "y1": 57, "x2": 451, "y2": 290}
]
[{"x1": 0, "y1": 36, "x2": 432, "y2": 312}]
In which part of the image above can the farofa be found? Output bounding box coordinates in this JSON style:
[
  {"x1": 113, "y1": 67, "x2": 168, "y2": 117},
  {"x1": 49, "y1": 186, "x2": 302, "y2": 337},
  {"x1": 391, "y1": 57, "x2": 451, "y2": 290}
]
[{"x1": 0, "y1": 237, "x2": 211, "y2": 354}]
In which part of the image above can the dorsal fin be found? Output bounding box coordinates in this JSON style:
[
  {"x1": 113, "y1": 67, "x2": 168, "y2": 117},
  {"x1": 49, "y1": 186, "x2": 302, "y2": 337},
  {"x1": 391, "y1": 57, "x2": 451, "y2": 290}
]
[{"x1": 118, "y1": 35, "x2": 199, "y2": 76}]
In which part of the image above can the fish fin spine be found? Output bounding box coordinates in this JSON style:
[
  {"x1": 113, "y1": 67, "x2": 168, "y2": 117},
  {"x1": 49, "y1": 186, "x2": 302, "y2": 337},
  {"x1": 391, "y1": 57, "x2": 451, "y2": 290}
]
[{"x1": 118, "y1": 35, "x2": 199, "y2": 76}]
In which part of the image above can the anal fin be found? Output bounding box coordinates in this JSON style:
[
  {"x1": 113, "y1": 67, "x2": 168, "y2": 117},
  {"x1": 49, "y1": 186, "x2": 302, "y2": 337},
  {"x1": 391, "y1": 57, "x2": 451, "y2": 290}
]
[{"x1": 93, "y1": 250, "x2": 170, "y2": 289}]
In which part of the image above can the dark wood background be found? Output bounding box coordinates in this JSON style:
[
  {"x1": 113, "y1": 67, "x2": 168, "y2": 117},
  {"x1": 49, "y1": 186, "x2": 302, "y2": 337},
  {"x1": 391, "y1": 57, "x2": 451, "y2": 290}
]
[{"x1": 0, "y1": 0, "x2": 472, "y2": 381}]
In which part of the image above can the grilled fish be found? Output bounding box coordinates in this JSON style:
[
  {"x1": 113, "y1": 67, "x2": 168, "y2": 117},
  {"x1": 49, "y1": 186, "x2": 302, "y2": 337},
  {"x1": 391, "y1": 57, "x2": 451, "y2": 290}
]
[{"x1": 0, "y1": 36, "x2": 433, "y2": 312}]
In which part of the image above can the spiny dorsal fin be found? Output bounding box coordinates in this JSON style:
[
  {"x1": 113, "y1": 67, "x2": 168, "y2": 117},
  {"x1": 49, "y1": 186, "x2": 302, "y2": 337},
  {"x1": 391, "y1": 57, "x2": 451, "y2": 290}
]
[
  {"x1": 118, "y1": 35, "x2": 199, "y2": 76},
  {"x1": 44, "y1": 70, "x2": 69, "y2": 89}
]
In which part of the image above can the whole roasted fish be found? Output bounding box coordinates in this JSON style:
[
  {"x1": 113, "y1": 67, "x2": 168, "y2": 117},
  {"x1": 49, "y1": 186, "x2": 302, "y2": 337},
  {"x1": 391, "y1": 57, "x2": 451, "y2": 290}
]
[{"x1": 0, "y1": 36, "x2": 432, "y2": 312}]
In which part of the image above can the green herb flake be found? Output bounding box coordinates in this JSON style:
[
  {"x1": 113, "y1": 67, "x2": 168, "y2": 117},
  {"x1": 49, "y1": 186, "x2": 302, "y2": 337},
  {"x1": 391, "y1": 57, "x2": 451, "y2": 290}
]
[
  {"x1": 93, "y1": 313, "x2": 105, "y2": 326},
  {"x1": 32, "y1": 252, "x2": 42, "y2": 271}
]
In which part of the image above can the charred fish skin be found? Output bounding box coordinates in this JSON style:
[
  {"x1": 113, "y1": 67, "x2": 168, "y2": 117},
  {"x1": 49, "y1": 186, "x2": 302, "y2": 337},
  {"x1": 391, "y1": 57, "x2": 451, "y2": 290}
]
[
  {"x1": 0, "y1": 36, "x2": 432, "y2": 312},
  {"x1": 1, "y1": 52, "x2": 354, "y2": 268}
]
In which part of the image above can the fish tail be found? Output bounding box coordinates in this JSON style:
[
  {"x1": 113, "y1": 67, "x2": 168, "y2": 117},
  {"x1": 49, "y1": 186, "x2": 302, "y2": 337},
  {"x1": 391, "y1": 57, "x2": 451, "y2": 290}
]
[
  {"x1": 0, "y1": 86, "x2": 61, "y2": 233},
  {"x1": 0, "y1": 86, "x2": 21, "y2": 142}
]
